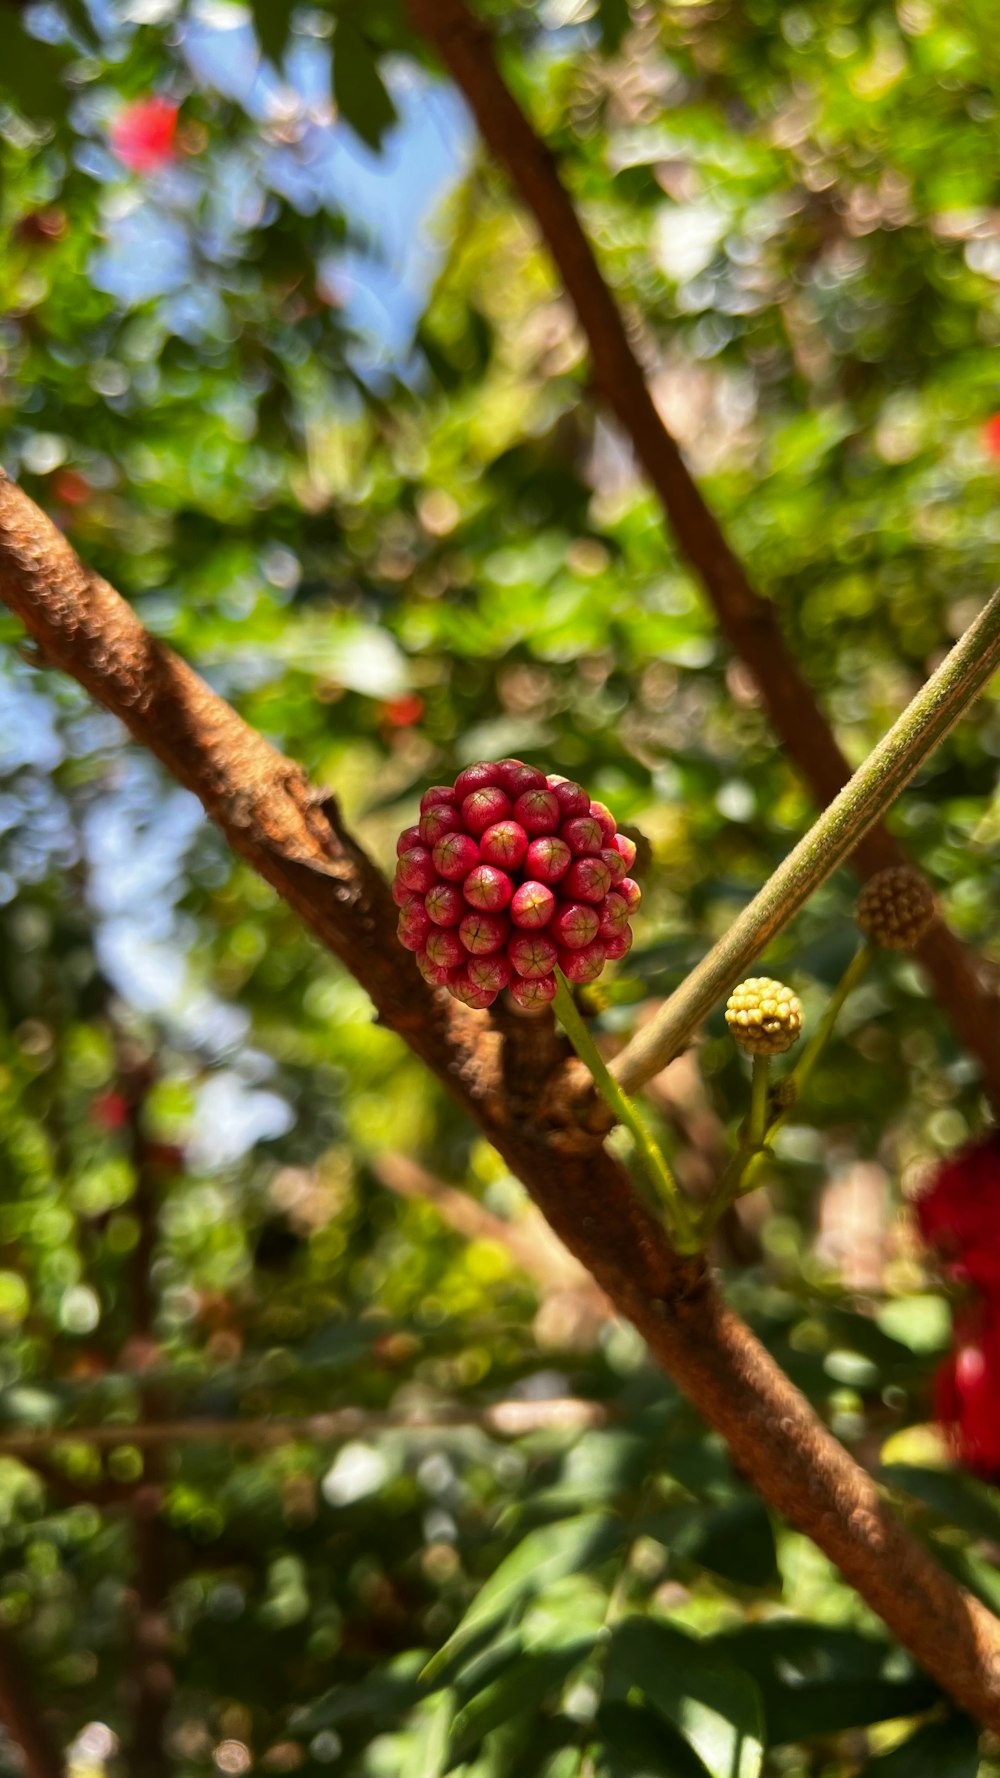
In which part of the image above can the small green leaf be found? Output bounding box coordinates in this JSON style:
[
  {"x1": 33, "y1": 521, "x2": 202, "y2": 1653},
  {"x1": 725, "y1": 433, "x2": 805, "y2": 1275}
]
[
  {"x1": 332, "y1": 19, "x2": 398, "y2": 151},
  {"x1": 858, "y1": 1716, "x2": 980, "y2": 1776},
  {"x1": 605, "y1": 1619, "x2": 764, "y2": 1778},
  {"x1": 643, "y1": 1499, "x2": 778, "y2": 1589},
  {"x1": 423, "y1": 1514, "x2": 622, "y2": 1681},
  {"x1": 881, "y1": 1462, "x2": 1000, "y2": 1546},
  {"x1": 450, "y1": 1636, "x2": 597, "y2": 1758}
]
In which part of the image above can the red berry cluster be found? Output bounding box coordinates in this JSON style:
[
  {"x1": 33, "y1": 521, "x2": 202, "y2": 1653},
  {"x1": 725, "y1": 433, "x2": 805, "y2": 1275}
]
[
  {"x1": 917, "y1": 1133, "x2": 1000, "y2": 1478},
  {"x1": 392, "y1": 760, "x2": 641, "y2": 1011}
]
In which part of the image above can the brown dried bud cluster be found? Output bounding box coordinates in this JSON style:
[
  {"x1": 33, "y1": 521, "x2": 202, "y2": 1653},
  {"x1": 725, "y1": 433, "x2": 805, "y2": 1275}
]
[
  {"x1": 855, "y1": 866, "x2": 936, "y2": 951},
  {"x1": 725, "y1": 977, "x2": 802, "y2": 1056}
]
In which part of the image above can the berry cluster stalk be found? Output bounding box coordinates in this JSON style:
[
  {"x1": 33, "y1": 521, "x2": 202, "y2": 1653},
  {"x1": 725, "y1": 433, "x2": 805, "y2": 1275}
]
[
  {"x1": 551, "y1": 972, "x2": 700, "y2": 1254},
  {"x1": 609, "y1": 587, "x2": 1000, "y2": 1096}
]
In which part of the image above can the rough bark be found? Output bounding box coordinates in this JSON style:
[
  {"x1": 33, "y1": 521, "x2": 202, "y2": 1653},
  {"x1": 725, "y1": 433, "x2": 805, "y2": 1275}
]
[
  {"x1": 404, "y1": 0, "x2": 1000, "y2": 1110},
  {"x1": 3, "y1": 473, "x2": 1000, "y2": 1726}
]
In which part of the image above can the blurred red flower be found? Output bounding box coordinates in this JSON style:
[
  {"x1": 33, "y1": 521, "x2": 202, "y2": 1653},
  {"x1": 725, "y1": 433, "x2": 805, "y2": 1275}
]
[
  {"x1": 90, "y1": 1091, "x2": 129, "y2": 1130},
  {"x1": 983, "y1": 413, "x2": 1000, "y2": 459},
  {"x1": 915, "y1": 1131, "x2": 1000, "y2": 1291},
  {"x1": 110, "y1": 97, "x2": 178, "y2": 173},
  {"x1": 933, "y1": 1303, "x2": 1000, "y2": 1479},
  {"x1": 380, "y1": 694, "x2": 424, "y2": 729}
]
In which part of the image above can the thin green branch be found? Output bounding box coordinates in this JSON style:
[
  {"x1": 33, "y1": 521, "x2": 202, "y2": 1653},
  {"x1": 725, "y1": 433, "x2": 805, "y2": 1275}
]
[
  {"x1": 551, "y1": 972, "x2": 700, "y2": 1254},
  {"x1": 609, "y1": 589, "x2": 1000, "y2": 1095}
]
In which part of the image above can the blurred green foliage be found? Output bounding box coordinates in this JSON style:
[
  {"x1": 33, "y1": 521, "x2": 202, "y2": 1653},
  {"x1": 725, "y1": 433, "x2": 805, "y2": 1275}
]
[{"x1": 1, "y1": 0, "x2": 1000, "y2": 1772}]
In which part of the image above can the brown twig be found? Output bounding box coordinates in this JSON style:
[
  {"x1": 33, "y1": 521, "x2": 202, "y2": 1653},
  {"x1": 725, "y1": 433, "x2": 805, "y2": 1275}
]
[
  {"x1": 4, "y1": 478, "x2": 1000, "y2": 1727},
  {"x1": 403, "y1": 0, "x2": 1000, "y2": 1111},
  {"x1": 118, "y1": 1044, "x2": 173, "y2": 1778},
  {"x1": 0, "y1": 1628, "x2": 64, "y2": 1778},
  {"x1": 0, "y1": 1400, "x2": 611, "y2": 1456}
]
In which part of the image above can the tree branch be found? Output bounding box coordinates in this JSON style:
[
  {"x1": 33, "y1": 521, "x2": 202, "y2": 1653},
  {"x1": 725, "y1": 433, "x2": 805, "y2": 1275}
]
[
  {"x1": 0, "y1": 1626, "x2": 64, "y2": 1778},
  {"x1": 0, "y1": 1401, "x2": 611, "y2": 1456},
  {"x1": 4, "y1": 475, "x2": 1000, "y2": 1728},
  {"x1": 610, "y1": 588, "x2": 1000, "y2": 1091},
  {"x1": 404, "y1": 0, "x2": 1000, "y2": 1111}
]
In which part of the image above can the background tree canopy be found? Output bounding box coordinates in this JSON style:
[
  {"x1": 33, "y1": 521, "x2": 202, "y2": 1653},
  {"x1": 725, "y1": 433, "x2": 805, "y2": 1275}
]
[{"x1": 1, "y1": 0, "x2": 1000, "y2": 1773}]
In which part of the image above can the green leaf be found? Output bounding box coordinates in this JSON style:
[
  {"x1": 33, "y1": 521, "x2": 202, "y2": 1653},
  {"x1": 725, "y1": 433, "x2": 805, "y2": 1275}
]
[
  {"x1": 605, "y1": 1619, "x2": 764, "y2": 1778},
  {"x1": 596, "y1": 0, "x2": 631, "y2": 52},
  {"x1": 643, "y1": 1499, "x2": 778, "y2": 1589},
  {"x1": 594, "y1": 1702, "x2": 712, "y2": 1777},
  {"x1": 332, "y1": 19, "x2": 398, "y2": 151},
  {"x1": 0, "y1": 22, "x2": 71, "y2": 121},
  {"x1": 450, "y1": 1636, "x2": 598, "y2": 1758},
  {"x1": 715, "y1": 1623, "x2": 937, "y2": 1745},
  {"x1": 881, "y1": 1462, "x2": 1000, "y2": 1546},
  {"x1": 858, "y1": 1717, "x2": 980, "y2": 1776},
  {"x1": 423, "y1": 1515, "x2": 622, "y2": 1681},
  {"x1": 250, "y1": 0, "x2": 297, "y2": 66}
]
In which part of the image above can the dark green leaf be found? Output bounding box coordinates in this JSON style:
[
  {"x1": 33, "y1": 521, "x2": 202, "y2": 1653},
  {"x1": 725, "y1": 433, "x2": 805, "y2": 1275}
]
[
  {"x1": 332, "y1": 19, "x2": 398, "y2": 151},
  {"x1": 858, "y1": 1716, "x2": 980, "y2": 1776},
  {"x1": 249, "y1": 0, "x2": 297, "y2": 66},
  {"x1": 881, "y1": 1463, "x2": 1000, "y2": 1547},
  {"x1": 715, "y1": 1623, "x2": 937, "y2": 1744},
  {"x1": 605, "y1": 1618, "x2": 764, "y2": 1778},
  {"x1": 643, "y1": 1500, "x2": 779, "y2": 1589},
  {"x1": 450, "y1": 1636, "x2": 597, "y2": 1758}
]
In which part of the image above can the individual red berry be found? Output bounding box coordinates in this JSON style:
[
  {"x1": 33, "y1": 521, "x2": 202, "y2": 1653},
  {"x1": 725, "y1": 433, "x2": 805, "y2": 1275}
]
[
  {"x1": 467, "y1": 953, "x2": 512, "y2": 994},
  {"x1": 433, "y1": 832, "x2": 480, "y2": 881},
  {"x1": 547, "y1": 777, "x2": 591, "y2": 818},
  {"x1": 454, "y1": 762, "x2": 505, "y2": 799},
  {"x1": 599, "y1": 892, "x2": 630, "y2": 938},
  {"x1": 613, "y1": 832, "x2": 637, "y2": 873},
  {"x1": 396, "y1": 824, "x2": 422, "y2": 856},
  {"x1": 601, "y1": 846, "x2": 627, "y2": 886},
  {"x1": 560, "y1": 816, "x2": 603, "y2": 857},
  {"x1": 397, "y1": 901, "x2": 431, "y2": 952},
  {"x1": 459, "y1": 910, "x2": 510, "y2": 956},
  {"x1": 463, "y1": 864, "x2": 514, "y2": 912},
  {"x1": 510, "y1": 973, "x2": 557, "y2": 1009},
  {"x1": 603, "y1": 927, "x2": 633, "y2": 962},
  {"x1": 551, "y1": 902, "x2": 600, "y2": 950},
  {"x1": 589, "y1": 801, "x2": 617, "y2": 844},
  {"x1": 426, "y1": 928, "x2": 466, "y2": 971},
  {"x1": 508, "y1": 932, "x2": 559, "y2": 980},
  {"x1": 564, "y1": 856, "x2": 612, "y2": 905},
  {"x1": 619, "y1": 878, "x2": 642, "y2": 913},
  {"x1": 933, "y1": 1302, "x2": 1000, "y2": 1479},
  {"x1": 420, "y1": 786, "x2": 458, "y2": 813},
  {"x1": 416, "y1": 950, "x2": 457, "y2": 987},
  {"x1": 419, "y1": 804, "x2": 462, "y2": 847},
  {"x1": 524, "y1": 835, "x2": 571, "y2": 885},
  {"x1": 425, "y1": 882, "x2": 465, "y2": 927},
  {"x1": 496, "y1": 760, "x2": 547, "y2": 797},
  {"x1": 462, "y1": 786, "x2": 513, "y2": 835},
  {"x1": 392, "y1": 878, "x2": 415, "y2": 908},
  {"x1": 397, "y1": 846, "x2": 438, "y2": 894},
  {"x1": 480, "y1": 820, "x2": 529, "y2": 870},
  {"x1": 558, "y1": 938, "x2": 606, "y2": 984},
  {"x1": 450, "y1": 972, "x2": 499, "y2": 1010},
  {"x1": 513, "y1": 789, "x2": 560, "y2": 836},
  {"x1": 510, "y1": 881, "x2": 556, "y2": 930}
]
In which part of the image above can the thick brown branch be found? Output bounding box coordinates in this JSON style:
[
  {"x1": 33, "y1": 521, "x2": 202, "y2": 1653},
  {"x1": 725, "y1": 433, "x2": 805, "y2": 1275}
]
[
  {"x1": 3, "y1": 477, "x2": 1000, "y2": 1728},
  {"x1": 404, "y1": 0, "x2": 1000, "y2": 1110}
]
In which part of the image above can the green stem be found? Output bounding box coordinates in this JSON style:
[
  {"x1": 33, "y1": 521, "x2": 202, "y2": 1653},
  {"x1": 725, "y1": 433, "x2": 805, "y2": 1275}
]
[
  {"x1": 748, "y1": 1055, "x2": 771, "y2": 1150},
  {"x1": 552, "y1": 971, "x2": 700, "y2": 1255},
  {"x1": 608, "y1": 588, "x2": 1000, "y2": 1096},
  {"x1": 699, "y1": 945, "x2": 875, "y2": 1238}
]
